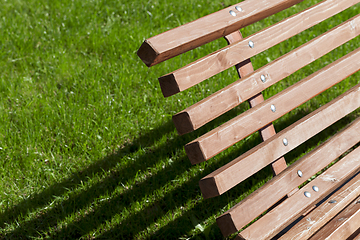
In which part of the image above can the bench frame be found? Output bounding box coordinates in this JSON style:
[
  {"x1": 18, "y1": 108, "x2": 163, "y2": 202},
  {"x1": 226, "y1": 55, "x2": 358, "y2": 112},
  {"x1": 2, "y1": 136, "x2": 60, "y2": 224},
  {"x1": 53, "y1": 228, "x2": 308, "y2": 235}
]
[{"x1": 138, "y1": 0, "x2": 360, "y2": 239}]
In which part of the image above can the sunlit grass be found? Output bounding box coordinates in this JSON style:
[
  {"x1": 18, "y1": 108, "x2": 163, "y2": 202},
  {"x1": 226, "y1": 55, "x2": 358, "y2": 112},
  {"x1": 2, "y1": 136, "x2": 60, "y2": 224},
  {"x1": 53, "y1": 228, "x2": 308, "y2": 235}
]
[{"x1": 0, "y1": 0, "x2": 359, "y2": 239}]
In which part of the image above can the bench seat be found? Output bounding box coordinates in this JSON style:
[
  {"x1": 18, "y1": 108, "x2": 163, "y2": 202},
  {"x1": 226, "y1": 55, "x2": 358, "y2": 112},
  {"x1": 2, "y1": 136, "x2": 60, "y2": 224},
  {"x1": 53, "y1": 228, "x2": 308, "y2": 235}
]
[{"x1": 138, "y1": 0, "x2": 360, "y2": 238}]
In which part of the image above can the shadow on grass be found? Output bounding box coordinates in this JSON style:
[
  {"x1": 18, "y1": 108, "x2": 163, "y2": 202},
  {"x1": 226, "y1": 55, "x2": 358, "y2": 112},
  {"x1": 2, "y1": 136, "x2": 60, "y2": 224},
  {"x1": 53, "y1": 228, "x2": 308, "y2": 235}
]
[{"x1": 1, "y1": 103, "x2": 359, "y2": 239}]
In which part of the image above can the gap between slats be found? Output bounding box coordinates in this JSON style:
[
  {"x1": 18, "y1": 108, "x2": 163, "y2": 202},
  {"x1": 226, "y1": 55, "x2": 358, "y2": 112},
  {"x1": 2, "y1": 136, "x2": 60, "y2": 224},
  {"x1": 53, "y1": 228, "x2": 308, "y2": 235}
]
[
  {"x1": 137, "y1": 0, "x2": 303, "y2": 67},
  {"x1": 216, "y1": 116, "x2": 360, "y2": 236},
  {"x1": 186, "y1": 47, "x2": 360, "y2": 164},
  {"x1": 200, "y1": 80, "x2": 360, "y2": 199},
  {"x1": 158, "y1": 0, "x2": 360, "y2": 97},
  {"x1": 173, "y1": 13, "x2": 360, "y2": 135}
]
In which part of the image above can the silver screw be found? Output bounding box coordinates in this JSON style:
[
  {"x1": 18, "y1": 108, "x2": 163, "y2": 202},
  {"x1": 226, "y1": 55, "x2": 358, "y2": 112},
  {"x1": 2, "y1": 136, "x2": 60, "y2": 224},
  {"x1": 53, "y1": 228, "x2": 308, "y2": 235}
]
[
  {"x1": 248, "y1": 40, "x2": 254, "y2": 48},
  {"x1": 271, "y1": 104, "x2": 276, "y2": 112},
  {"x1": 297, "y1": 170, "x2": 303, "y2": 177},
  {"x1": 304, "y1": 191, "x2": 311, "y2": 198},
  {"x1": 260, "y1": 74, "x2": 266, "y2": 83},
  {"x1": 235, "y1": 6, "x2": 243, "y2": 12},
  {"x1": 229, "y1": 10, "x2": 237, "y2": 16},
  {"x1": 283, "y1": 138, "x2": 288, "y2": 146},
  {"x1": 329, "y1": 200, "x2": 337, "y2": 204},
  {"x1": 312, "y1": 186, "x2": 319, "y2": 192}
]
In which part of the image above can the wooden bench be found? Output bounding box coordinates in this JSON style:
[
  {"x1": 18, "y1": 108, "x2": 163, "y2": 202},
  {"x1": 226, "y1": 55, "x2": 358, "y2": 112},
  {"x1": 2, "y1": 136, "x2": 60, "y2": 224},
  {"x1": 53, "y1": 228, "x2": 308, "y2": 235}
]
[{"x1": 137, "y1": 0, "x2": 360, "y2": 239}]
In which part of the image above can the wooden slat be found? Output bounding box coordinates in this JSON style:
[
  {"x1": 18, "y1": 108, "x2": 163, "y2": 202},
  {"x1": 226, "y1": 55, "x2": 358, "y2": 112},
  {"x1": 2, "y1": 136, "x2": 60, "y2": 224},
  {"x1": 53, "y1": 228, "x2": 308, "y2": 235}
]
[
  {"x1": 173, "y1": 14, "x2": 360, "y2": 135},
  {"x1": 199, "y1": 82, "x2": 360, "y2": 199},
  {"x1": 352, "y1": 231, "x2": 360, "y2": 240},
  {"x1": 137, "y1": 0, "x2": 303, "y2": 67},
  {"x1": 309, "y1": 197, "x2": 360, "y2": 240},
  {"x1": 186, "y1": 47, "x2": 360, "y2": 164},
  {"x1": 158, "y1": 0, "x2": 360, "y2": 97},
  {"x1": 237, "y1": 148, "x2": 360, "y2": 240},
  {"x1": 279, "y1": 174, "x2": 360, "y2": 240},
  {"x1": 216, "y1": 117, "x2": 360, "y2": 236},
  {"x1": 225, "y1": 31, "x2": 288, "y2": 176}
]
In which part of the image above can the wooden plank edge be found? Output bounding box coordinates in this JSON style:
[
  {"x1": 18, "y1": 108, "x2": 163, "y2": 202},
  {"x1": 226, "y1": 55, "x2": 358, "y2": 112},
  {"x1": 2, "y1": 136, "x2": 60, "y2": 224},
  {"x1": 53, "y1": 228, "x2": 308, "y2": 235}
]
[
  {"x1": 158, "y1": 74, "x2": 180, "y2": 97},
  {"x1": 184, "y1": 141, "x2": 206, "y2": 165},
  {"x1": 279, "y1": 173, "x2": 360, "y2": 239},
  {"x1": 158, "y1": 0, "x2": 360, "y2": 95},
  {"x1": 186, "y1": 47, "x2": 360, "y2": 164},
  {"x1": 137, "y1": 0, "x2": 303, "y2": 67},
  {"x1": 238, "y1": 148, "x2": 360, "y2": 240},
  {"x1": 174, "y1": 13, "x2": 360, "y2": 132},
  {"x1": 172, "y1": 111, "x2": 194, "y2": 135},
  {"x1": 137, "y1": 39, "x2": 159, "y2": 67},
  {"x1": 215, "y1": 117, "x2": 360, "y2": 236},
  {"x1": 309, "y1": 196, "x2": 360, "y2": 240},
  {"x1": 199, "y1": 81, "x2": 360, "y2": 199}
]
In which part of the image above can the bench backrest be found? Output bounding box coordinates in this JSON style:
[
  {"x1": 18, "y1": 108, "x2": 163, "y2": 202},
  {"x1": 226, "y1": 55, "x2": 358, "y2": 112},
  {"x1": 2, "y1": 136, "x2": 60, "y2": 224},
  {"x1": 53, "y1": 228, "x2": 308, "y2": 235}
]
[{"x1": 138, "y1": 0, "x2": 360, "y2": 239}]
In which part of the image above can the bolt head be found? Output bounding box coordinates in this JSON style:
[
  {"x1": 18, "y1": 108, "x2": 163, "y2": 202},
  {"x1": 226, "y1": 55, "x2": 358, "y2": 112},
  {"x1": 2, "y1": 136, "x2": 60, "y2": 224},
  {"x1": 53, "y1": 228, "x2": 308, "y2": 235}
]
[
  {"x1": 312, "y1": 186, "x2": 319, "y2": 192},
  {"x1": 248, "y1": 40, "x2": 254, "y2": 48},
  {"x1": 283, "y1": 138, "x2": 288, "y2": 146},
  {"x1": 229, "y1": 10, "x2": 237, "y2": 16},
  {"x1": 270, "y1": 104, "x2": 276, "y2": 112},
  {"x1": 297, "y1": 170, "x2": 303, "y2": 177},
  {"x1": 260, "y1": 74, "x2": 266, "y2": 83},
  {"x1": 235, "y1": 6, "x2": 243, "y2": 12},
  {"x1": 329, "y1": 200, "x2": 337, "y2": 204},
  {"x1": 304, "y1": 191, "x2": 311, "y2": 198}
]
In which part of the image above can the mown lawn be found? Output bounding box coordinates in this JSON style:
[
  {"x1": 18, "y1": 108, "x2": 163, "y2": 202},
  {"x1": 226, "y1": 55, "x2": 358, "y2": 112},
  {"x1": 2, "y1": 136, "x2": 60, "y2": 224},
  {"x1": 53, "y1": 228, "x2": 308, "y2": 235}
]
[{"x1": 0, "y1": 0, "x2": 359, "y2": 239}]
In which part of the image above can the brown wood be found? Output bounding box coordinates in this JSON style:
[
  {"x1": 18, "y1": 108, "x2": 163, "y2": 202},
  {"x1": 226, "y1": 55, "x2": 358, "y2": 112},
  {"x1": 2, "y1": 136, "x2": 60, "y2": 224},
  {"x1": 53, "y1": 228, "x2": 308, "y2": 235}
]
[
  {"x1": 352, "y1": 231, "x2": 360, "y2": 240},
  {"x1": 186, "y1": 47, "x2": 360, "y2": 164},
  {"x1": 137, "y1": 0, "x2": 303, "y2": 67},
  {"x1": 172, "y1": 14, "x2": 360, "y2": 134},
  {"x1": 158, "y1": 0, "x2": 360, "y2": 97},
  {"x1": 216, "y1": 117, "x2": 360, "y2": 236},
  {"x1": 138, "y1": 0, "x2": 360, "y2": 238},
  {"x1": 225, "y1": 31, "x2": 288, "y2": 176},
  {"x1": 237, "y1": 147, "x2": 360, "y2": 240},
  {"x1": 309, "y1": 196, "x2": 360, "y2": 240},
  {"x1": 199, "y1": 82, "x2": 360, "y2": 199},
  {"x1": 280, "y1": 174, "x2": 360, "y2": 240}
]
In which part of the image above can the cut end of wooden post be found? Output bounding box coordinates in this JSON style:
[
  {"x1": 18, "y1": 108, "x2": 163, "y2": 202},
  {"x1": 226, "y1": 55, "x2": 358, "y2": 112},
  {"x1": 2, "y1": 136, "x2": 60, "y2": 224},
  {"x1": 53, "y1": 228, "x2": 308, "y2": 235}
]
[
  {"x1": 216, "y1": 213, "x2": 238, "y2": 236},
  {"x1": 234, "y1": 234, "x2": 246, "y2": 240},
  {"x1": 172, "y1": 112, "x2": 194, "y2": 135},
  {"x1": 137, "y1": 40, "x2": 159, "y2": 67},
  {"x1": 199, "y1": 176, "x2": 220, "y2": 199},
  {"x1": 158, "y1": 74, "x2": 180, "y2": 97},
  {"x1": 185, "y1": 141, "x2": 206, "y2": 164}
]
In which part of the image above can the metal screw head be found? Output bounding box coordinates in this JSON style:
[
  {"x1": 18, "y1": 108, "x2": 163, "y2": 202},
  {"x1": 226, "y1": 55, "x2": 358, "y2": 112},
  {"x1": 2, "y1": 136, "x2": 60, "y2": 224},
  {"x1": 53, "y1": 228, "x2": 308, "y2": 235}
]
[
  {"x1": 283, "y1": 138, "x2": 288, "y2": 146},
  {"x1": 260, "y1": 74, "x2": 266, "y2": 83},
  {"x1": 229, "y1": 10, "x2": 237, "y2": 16},
  {"x1": 270, "y1": 104, "x2": 276, "y2": 112},
  {"x1": 235, "y1": 6, "x2": 243, "y2": 12},
  {"x1": 297, "y1": 170, "x2": 303, "y2": 177},
  {"x1": 312, "y1": 186, "x2": 319, "y2": 192},
  {"x1": 329, "y1": 200, "x2": 337, "y2": 204},
  {"x1": 304, "y1": 191, "x2": 311, "y2": 198},
  {"x1": 248, "y1": 40, "x2": 254, "y2": 48}
]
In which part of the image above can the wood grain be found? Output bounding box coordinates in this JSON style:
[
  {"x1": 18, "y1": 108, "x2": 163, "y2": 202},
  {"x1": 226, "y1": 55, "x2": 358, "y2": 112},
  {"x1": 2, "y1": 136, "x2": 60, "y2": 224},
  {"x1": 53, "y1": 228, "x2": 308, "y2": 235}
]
[
  {"x1": 225, "y1": 31, "x2": 288, "y2": 176},
  {"x1": 309, "y1": 196, "x2": 360, "y2": 240},
  {"x1": 137, "y1": 0, "x2": 303, "y2": 67},
  {"x1": 173, "y1": 14, "x2": 360, "y2": 134},
  {"x1": 238, "y1": 147, "x2": 360, "y2": 240},
  {"x1": 186, "y1": 47, "x2": 360, "y2": 164},
  {"x1": 216, "y1": 117, "x2": 360, "y2": 236},
  {"x1": 199, "y1": 82, "x2": 360, "y2": 198},
  {"x1": 279, "y1": 174, "x2": 360, "y2": 240},
  {"x1": 158, "y1": 0, "x2": 360, "y2": 97}
]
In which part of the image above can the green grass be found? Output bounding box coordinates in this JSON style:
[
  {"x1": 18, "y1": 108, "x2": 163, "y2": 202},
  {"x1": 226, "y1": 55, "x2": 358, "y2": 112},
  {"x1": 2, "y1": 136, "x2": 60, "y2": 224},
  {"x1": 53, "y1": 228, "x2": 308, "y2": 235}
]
[{"x1": 0, "y1": 0, "x2": 359, "y2": 239}]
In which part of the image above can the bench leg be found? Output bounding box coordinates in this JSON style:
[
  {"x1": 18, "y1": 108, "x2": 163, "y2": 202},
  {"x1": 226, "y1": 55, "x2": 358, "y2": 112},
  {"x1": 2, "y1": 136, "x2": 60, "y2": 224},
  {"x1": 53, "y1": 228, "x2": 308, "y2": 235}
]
[{"x1": 224, "y1": 31, "x2": 288, "y2": 176}]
